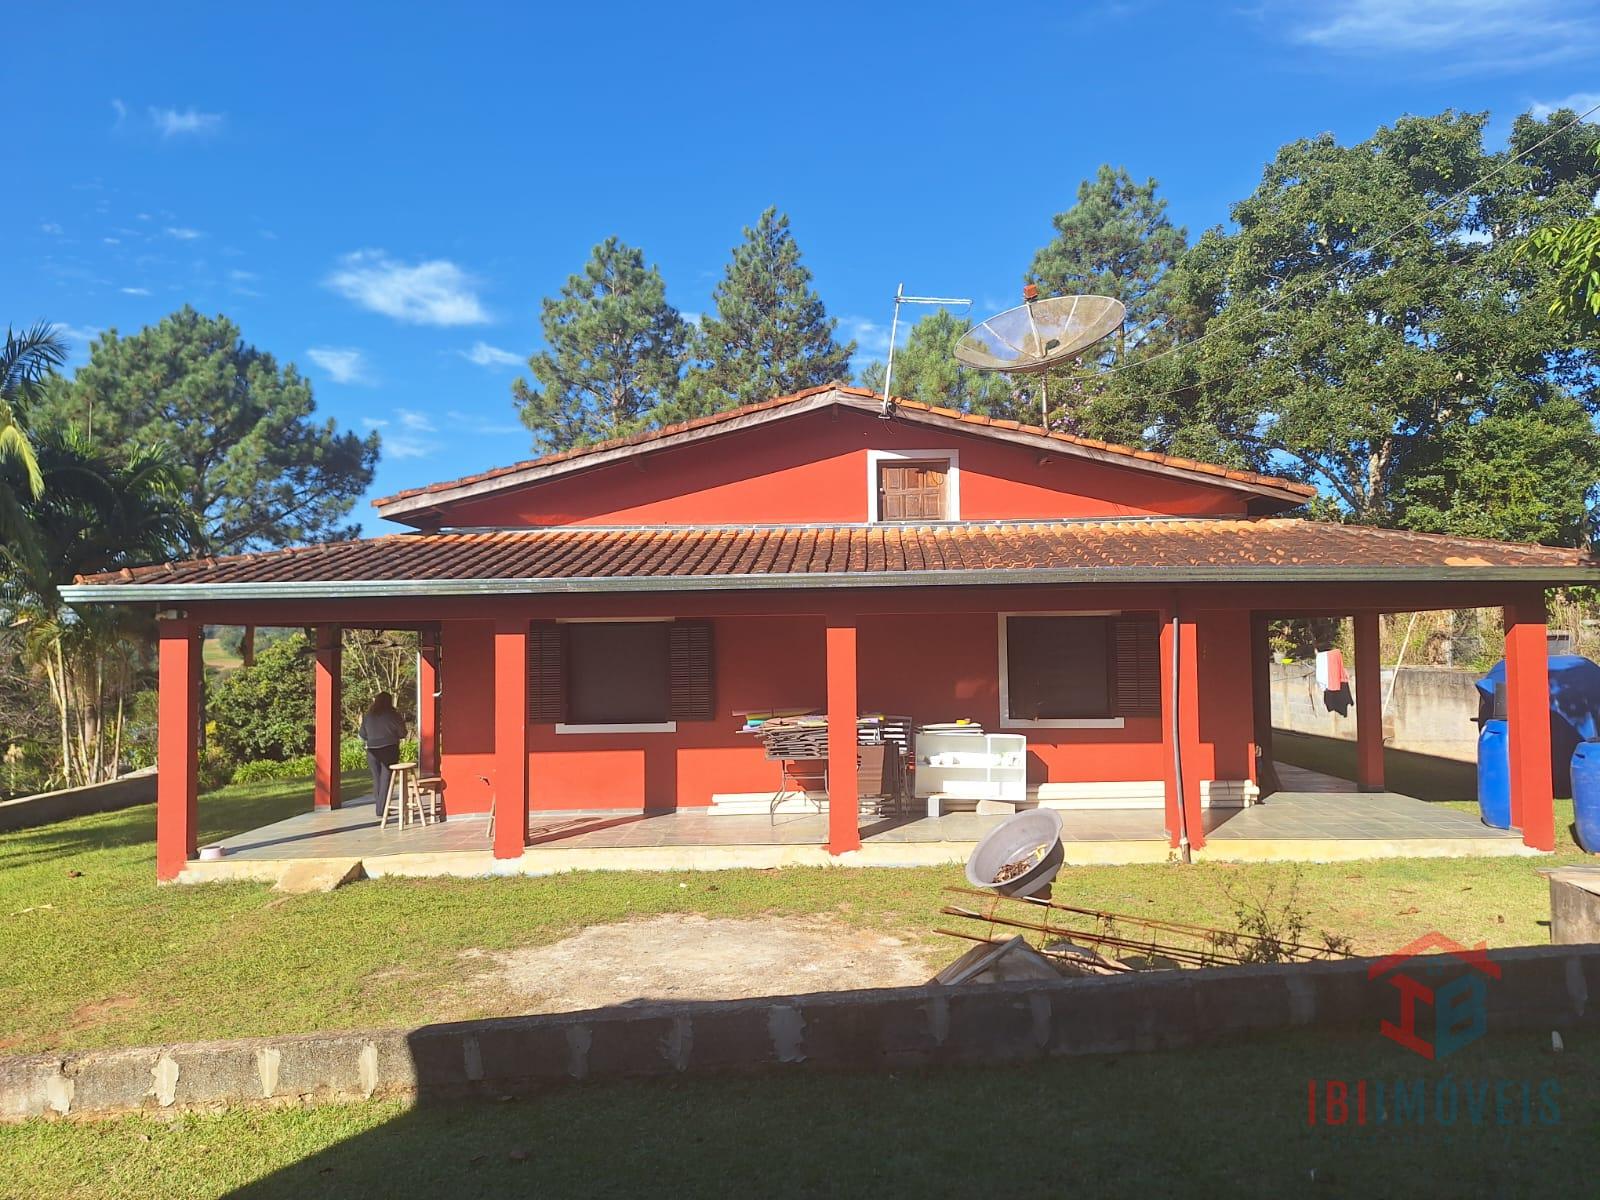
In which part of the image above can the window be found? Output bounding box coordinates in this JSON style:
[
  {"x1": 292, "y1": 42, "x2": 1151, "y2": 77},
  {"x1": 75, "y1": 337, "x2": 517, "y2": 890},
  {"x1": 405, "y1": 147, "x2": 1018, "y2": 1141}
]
[
  {"x1": 867, "y1": 449, "x2": 959, "y2": 521},
  {"x1": 528, "y1": 620, "x2": 716, "y2": 732},
  {"x1": 566, "y1": 622, "x2": 669, "y2": 725},
  {"x1": 998, "y1": 613, "x2": 1161, "y2": 728}
]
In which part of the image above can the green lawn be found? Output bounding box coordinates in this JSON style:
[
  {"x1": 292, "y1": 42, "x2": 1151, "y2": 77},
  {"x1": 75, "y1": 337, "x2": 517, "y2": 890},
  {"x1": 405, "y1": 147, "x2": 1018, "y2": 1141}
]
[
  {"x1": 0, "y1": 767, "x2": 1590, "y2": 1056},
  {"x1": 1, "y1": 1029, "x2": 1591, "y2": 1199}
]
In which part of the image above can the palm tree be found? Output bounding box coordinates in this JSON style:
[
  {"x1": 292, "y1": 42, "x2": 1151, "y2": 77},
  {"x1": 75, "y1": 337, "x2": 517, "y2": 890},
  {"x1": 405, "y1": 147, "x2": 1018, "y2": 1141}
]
[
  {"x1": 4, "y1": 428, "x2": 195, "y2": 784},
  {"x1": 0, "y1": 323, "x2": 67, "y2": 558}
]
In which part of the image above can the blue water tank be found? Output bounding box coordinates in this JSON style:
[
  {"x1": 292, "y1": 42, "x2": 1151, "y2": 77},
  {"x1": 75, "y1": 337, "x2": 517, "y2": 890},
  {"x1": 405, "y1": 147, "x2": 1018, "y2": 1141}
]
[
  {"x1": 1477, "y1": 720, "x2": 1511, "y2": 829},
  {"x1": 1570, "y1": 742, "x2": 1600, "y2": 853}
]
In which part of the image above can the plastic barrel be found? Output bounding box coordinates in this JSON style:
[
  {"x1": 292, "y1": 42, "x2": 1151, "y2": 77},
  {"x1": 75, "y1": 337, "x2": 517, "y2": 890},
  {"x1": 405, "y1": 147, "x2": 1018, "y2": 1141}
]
[
  {"x1": 1571, "y1": 742, "x2": 1600, "y2": 853},
  {"x1": 1477, "y1": 719, "x2": 1511, "y2": 830}
]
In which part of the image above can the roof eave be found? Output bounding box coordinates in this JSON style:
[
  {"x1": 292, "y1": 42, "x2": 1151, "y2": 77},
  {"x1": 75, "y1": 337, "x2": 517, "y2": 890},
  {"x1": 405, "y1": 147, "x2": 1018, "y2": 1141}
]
[{"x1": 58, "y1": 564, "x2": 1597, "y2": 604}]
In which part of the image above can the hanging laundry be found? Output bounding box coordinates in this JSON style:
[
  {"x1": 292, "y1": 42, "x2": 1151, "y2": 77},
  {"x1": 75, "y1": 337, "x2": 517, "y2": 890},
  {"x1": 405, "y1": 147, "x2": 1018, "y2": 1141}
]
[{"x1": 1315, "y1": 648, "x2": 1347, "y2": 691}]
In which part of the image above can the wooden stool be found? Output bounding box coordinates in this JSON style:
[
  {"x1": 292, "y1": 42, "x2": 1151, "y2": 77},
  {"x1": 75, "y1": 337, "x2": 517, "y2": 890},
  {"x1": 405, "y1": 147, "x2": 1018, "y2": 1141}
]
[
  {"x1": 417, "y1": 775, "x2": 444, "y2": 823},
  {"x1": 381, "y1": 762, "x2": 425, "y2": 828}
]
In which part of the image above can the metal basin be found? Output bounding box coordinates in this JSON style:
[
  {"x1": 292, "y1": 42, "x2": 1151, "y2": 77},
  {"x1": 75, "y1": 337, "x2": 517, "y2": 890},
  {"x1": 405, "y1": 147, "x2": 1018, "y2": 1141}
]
[{"x1": 966, "y1": 809, "x2": 1065, "y2": 897}]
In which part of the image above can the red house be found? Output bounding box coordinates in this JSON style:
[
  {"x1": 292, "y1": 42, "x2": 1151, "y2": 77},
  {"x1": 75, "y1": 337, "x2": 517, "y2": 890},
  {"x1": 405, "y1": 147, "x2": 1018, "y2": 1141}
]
[{"x1": 63, "y1": 385, "x2": 1596, "y2": 880}]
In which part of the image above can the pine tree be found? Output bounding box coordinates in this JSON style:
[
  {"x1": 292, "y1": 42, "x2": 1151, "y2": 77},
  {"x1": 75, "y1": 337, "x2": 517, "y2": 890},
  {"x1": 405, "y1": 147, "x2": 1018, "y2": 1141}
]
[
  {"x1": 1027, "y1": 165, "x2": 1187, "y2": 350},
  {"x1": 857, "y1": 309, "x2": 1014, "y2": 416},
  {"x1": 676, "y1": 209, "x2": 854, "y2": 415},
  {"x1": 513, "y1": 238, "x2": 691, "y2": 451},
  {"x1": 1022, "y1": 166, "x2": 1188, "y2": 438}
]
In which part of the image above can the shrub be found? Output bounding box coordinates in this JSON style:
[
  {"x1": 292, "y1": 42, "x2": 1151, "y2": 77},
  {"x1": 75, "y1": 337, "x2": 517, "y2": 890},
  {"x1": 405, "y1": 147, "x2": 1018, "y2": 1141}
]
[{"x1": 207, "y1": 633, "x2": 314, "y2": 763}]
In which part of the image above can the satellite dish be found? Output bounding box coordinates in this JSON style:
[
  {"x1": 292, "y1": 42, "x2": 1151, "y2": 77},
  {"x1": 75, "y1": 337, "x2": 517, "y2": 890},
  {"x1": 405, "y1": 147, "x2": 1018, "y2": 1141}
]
[{"x1": 954, "y1": 292, "x2": 1125, "y2": 375}]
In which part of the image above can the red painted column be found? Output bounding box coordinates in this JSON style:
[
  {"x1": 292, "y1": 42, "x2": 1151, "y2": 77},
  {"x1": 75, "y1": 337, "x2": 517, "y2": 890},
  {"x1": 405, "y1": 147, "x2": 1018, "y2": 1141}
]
[
  {"x1": 313, "y1": 626, "x2": 343, "y2": 810},
  {"x1": 1504, "y1": 593, "x2": 1555, "y2": 851},
  {"x1": 1354, "y1": 612, "x2": 1385, "y2": 793},
  {"x1": 825, "y1": 616, "x2": 861, "y2": 855},
  {"x1": 156, "y1": 621, "x2": 201, "y2": 881},
  {"x1": 417, "y1": 630, "x2": 440, "y2": 777},
  {"x1": 493, "y1": 618, "x2": 529, "y2": 859},
  {"x1": 1159, "y1": 608, "x2": 1205, "y2": 852}
]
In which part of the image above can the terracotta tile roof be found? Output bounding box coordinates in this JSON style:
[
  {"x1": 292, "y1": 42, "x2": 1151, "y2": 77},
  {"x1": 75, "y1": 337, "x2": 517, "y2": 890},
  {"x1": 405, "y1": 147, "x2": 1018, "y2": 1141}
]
[
  {"x1": 370, "y1": 384, "x2": 1317, "y2": 516},
  {"x1": 66, "y1": 519, "x2": 1595, "y2": 596}
]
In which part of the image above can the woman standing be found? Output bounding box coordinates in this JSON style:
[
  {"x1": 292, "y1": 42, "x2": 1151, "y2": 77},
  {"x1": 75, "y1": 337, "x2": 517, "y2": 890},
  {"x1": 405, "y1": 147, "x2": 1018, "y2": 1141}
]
[{"x1": 359, "y1": 693, "x2": 408, "y2": 813}]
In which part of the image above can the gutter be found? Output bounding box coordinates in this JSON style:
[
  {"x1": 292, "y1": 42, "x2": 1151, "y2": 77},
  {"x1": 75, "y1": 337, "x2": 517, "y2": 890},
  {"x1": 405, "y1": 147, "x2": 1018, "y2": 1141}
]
[{"x1": 57, "y1": 564, "x2": 1598, "y2": 604}]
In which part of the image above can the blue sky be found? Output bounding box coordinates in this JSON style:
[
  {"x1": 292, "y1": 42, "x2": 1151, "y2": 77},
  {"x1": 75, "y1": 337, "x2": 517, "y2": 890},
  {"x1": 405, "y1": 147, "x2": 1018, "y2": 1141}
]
[{"x1": 9, "y1": 0, "x2": 1599, "y2": 533}]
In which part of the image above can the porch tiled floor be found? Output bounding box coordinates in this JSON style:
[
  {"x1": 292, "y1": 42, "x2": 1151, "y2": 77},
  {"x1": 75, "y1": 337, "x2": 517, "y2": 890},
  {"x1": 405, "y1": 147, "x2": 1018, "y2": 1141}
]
[{"x1": 183, "y1": 762, "x2": 1534, "y2": 884}]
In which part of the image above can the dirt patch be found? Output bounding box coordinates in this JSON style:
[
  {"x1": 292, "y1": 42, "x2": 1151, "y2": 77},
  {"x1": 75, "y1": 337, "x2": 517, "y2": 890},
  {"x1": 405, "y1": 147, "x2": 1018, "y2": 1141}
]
[
  {"x1": 65, "y1": 995, "x2": 139, "y2": 1034},
  {"x1": 467, "y1": 914, "x2": 931, "y2": 1012}
]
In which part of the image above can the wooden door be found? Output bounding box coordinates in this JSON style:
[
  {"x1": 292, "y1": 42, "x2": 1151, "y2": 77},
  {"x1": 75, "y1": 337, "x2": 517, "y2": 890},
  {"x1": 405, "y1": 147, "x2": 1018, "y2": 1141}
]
[{"x1": 877, "y1": 459, "x2": 948, "y2": 521}]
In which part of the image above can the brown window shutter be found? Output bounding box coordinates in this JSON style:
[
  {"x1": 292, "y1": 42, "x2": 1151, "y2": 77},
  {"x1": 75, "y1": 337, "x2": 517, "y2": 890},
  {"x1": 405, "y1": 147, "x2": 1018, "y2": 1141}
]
[
  {"x1": 667, "y1": 620, "x2": 715, "y2": 721},
  {"x1": 1111, "y1": 615, "x2": 1161, "y2": 717},
  {"x1": 877, "y1": 460, "x2": 948, "y2": 521},
  {"x1": 527, "y1": 622, "x2": 566, "y2": 722}
]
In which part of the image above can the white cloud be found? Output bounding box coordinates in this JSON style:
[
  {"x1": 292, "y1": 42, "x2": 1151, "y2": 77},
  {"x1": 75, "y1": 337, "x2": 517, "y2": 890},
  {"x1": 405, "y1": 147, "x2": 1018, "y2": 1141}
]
[
  {"x1": 458, "y1": 340, "x2": 523, "y2": 367},
  {"x1": 1529, "y1": 92, "x2": 1600, "y2": 121},
  {"x1": 360, "y1": 417, "x2": 389, "y2": 430},
  {"x1": 103, "y1": 237, "x2": 120, "y2": 245},
  {"x1": 324, "y1": 250, "x2": 489, "y2": 325},
  {"x1": 149, "y1": 106, "x2": 224, "y2": 138},
  {"x1": 383, "y1": 435, "x2": 430, "y2": 460},
  {"x1": 445, "y1": 408, "x2": 524, "y2": 435},
  {"x1": 120, "y1": 286, "x2": 152, "y2": 296},
  {"x1": 110, "y1": 98, "x2": 127, "y2": 128},
  {"x1": 682, "y1": 311, "x2": 703, "y2": 327},
  {"x1": 307, "y1": 347, "x2": 375, "y2": 386},
  {"x1": 40, "y1": 221, "x2": 63, "y2": 235},
  {"x1": 841, "y1": 315, "x2": 910, "y2": 357},
  {"x1": 397, "y1": 408, "x2": 436, "y2": 432},
  {"x1": 56, "y1": 323, "x2": 101, "y2": 345},
  {"x1": 164, "y1": 226, "x2": 203, "y2": 240},
  {"x1": 1291, "y1": 0, "x2": 1600, "y2": 72}
]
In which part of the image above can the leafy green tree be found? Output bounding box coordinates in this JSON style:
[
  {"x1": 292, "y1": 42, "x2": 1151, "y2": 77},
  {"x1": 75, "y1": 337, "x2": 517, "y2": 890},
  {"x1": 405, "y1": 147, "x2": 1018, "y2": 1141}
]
[
  {"x1": 1117, "y1": 109, "x2": 1600, "y2": 541},
  {"x1": 513, "y1": 237, "x2": 692, "y2": 451},
  {"x1": 35, "y1": 307, "x2": 378, "y2": 554},
  {"x1": 857, "y1": 309, "x2": 1014, "y2": 415},
  {"x1": 206, "y1": 632, "x2": 315, "y2": 764},
  {"x1": 676, "y1": 209, "x2": 854, "y2": 416},
  {"x1": 1519, "y1": 132, "x2": 1600, "y2": 332}
]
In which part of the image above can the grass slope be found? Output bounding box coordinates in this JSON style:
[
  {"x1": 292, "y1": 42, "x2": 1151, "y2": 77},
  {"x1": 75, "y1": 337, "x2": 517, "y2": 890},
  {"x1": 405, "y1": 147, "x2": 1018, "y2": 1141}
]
[{"x1": 0, "y1": 767, "x2": 1587, "y2": 1055}]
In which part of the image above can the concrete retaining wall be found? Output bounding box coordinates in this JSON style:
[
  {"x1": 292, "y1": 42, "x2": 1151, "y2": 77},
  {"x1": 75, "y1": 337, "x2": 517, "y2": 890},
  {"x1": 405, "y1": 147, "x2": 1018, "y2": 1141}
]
[
  {"x1": 0, "y1": 767, "x2": 157, "y2": 833},
  {"x1": 4, "y1": 944, "x2": 1595, "y2": 1122},
  {"x1": 1271, "y1": 663, "x2": 1480, "y2": 762}
]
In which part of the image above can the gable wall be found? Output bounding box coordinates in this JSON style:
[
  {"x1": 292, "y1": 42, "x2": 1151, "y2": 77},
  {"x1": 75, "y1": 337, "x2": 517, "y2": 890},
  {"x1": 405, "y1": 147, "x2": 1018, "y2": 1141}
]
[{"x1": 415, "y1": 408, "x2": 1261, "y2": 528}]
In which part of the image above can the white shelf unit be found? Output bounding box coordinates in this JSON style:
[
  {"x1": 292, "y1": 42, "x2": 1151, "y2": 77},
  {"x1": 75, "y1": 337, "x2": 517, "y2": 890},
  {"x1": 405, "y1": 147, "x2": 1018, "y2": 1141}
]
[{"x1": 915, "y1": 731, "x2": 1027, "y2": 802}]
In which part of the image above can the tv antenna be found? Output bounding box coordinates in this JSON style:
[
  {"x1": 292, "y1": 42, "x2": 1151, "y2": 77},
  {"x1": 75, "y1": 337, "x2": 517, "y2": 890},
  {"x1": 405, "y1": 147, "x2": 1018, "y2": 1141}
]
[
  {"x1": 880, "y1": 283, "x2": 972, "y2": 413},
  {"x1": 954, "y1": 285, "x2": 1125, "y2": 426}
]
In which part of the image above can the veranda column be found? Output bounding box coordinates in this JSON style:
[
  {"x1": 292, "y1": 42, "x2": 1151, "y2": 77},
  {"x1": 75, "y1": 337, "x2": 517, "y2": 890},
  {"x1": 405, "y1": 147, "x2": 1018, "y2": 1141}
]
[
  {"x1": 241, "y1": 625, "x2": 256, "y2": 668},
  {"x1": 825, "y1": 615, "x2": 861, "y2": 855},
  {"x1": 1159, "y1": 608, "x2": 1205, "y2": 853},
  {"x1": 493, "y1": 618, "x2": 529, "y2": 859},
  {"x1": 1249, "y1": 613, "x2": 1279, "y2": 794},
  {"x1": 156, "y1": 620, "x2": 201, "y2": 881},
  {"x1": 1504, "y1": 592, "x2": 1555, "y2": 851},
  {"x1": 1353, "y1": 612, "x2": 1385, "y2": 793},
  {"x1": 313, "y1": 626, "x2": 343, "y2": 810},
  {"x1": 417, "y1": 629, "x2": 440, "y2": 777}
]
